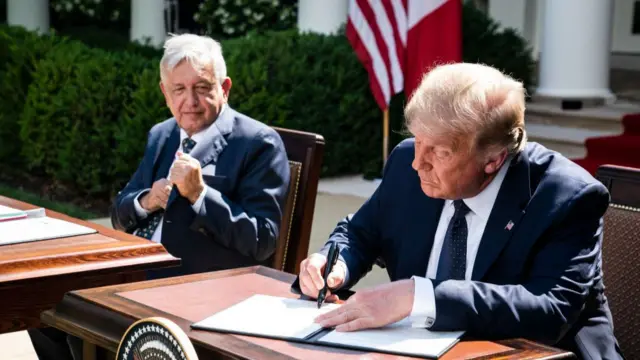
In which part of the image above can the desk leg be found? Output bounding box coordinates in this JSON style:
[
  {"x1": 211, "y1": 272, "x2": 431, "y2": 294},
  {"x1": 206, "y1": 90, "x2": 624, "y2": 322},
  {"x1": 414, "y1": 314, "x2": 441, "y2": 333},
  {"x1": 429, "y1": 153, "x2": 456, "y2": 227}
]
[
  {"x1": 82, "y1": 340, "x2": 97, "y2": 360},
  {"x1": 82, "y1": 340, "x2": 114, "y2": 360}
]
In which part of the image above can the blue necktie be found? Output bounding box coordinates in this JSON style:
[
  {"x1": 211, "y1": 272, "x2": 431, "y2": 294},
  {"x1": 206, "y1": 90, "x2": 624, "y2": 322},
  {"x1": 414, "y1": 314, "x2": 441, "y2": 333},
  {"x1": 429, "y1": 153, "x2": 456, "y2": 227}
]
[
  {"x1": 436, "y1": 200, "x2": 470, "y2": 280},
  {"x1": 138, "y1": 137, "x2": 197, "y2": 240}
]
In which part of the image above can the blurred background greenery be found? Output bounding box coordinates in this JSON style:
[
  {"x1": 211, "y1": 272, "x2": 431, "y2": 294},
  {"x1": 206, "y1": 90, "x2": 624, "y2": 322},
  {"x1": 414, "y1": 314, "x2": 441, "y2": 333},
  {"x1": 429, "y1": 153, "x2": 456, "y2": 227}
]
[{"x1": 0, "y1": 0, "x2": 534, "y2": 214}]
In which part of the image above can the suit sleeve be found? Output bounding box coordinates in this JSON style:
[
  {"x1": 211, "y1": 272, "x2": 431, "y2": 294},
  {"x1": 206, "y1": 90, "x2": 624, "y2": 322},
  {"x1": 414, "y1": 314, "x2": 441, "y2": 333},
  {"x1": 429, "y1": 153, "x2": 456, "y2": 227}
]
[
  {"x1": 111, "y1": 132, "x2": 155, "y2": 233},
  {"x1": 428, "y1": 182, "x2": 610, "y2": 345},
  {"x1": 317, "y1": 148, "x2": 400, "y2": 288},
  {"x1": 188, "y1": 128, "x2": 290, "y2": 262}
]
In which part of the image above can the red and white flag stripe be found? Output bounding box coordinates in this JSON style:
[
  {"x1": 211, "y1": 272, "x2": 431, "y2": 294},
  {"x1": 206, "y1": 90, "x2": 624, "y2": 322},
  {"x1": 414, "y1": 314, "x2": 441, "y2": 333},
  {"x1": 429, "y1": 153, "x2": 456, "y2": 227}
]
[{"x1": 347, "y1": 0, "x2": 462, "y2": 110}]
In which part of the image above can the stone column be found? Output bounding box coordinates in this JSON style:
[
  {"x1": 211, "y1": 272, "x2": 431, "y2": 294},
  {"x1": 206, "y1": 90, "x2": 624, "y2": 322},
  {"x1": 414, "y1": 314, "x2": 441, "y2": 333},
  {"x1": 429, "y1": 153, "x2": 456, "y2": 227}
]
[
  {"x1": 535, "y1": 0, "x2": 615, "y2": 107},
  {"x1": 297, "y1": 0, "x2": 348, "y2": 35},
  {"x1": 130, "y1": 0, "x2": 166, "y2": 47},
  {"x1": 488, "y1": 0, "x2": 527, "y2": 35},
  {"x1": 7, "y1": 0, "x2": 49, "y2": 34}
]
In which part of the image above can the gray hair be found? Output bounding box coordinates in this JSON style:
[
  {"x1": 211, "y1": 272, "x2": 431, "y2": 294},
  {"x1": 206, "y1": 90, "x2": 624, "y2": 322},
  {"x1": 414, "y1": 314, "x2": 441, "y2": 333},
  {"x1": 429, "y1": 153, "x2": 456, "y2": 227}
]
[
  {"x1": 405, "y1": 62, "x2": 527, "y2": 156},
  {"x1": 160, "y1": 33, "x2": 227, "y2": 84}
]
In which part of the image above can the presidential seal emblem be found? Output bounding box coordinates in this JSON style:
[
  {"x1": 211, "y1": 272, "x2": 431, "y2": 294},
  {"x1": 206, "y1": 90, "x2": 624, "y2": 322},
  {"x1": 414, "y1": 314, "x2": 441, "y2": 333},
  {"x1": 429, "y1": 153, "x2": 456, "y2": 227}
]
[{"x1": 116, "y1": 317, "x2": 198, "y2": 360}]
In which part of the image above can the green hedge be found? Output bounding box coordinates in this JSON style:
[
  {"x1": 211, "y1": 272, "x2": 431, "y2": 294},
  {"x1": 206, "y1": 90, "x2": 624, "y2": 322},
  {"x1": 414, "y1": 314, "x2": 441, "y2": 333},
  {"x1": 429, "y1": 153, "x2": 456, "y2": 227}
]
[
  {"x1": 0, "y1": 2, "x2": 534, "y2": 198},
  {"x1": 0, "y1": 26, "x2": 71, "y2": 169}
]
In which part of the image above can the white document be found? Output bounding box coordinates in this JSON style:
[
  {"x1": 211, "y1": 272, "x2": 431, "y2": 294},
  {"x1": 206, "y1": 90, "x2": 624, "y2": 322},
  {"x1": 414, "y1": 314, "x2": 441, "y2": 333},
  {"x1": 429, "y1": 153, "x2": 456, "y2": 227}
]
[
  {"x1": 0, "y1": 216, "x2": 97, "y2": 246},
  {"x1": 318, "y1": 317, "x2": 464, "y2": 358},
  {"x1": 0, "y1": 204, "x2": 27, "y2": 221},
  {"x1": 192, "y1": 294, "x2": 464, "y2": 358},
  {"x1": 192, "y1": 294, "x2": 340, "y2": 340}
]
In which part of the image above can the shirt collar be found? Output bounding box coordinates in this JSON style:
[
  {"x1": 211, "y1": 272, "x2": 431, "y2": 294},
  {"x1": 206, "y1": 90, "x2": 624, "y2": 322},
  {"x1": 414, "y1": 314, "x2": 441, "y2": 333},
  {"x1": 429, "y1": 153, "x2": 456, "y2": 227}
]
[
  {"x1": 445, "y1": 156, "x2": 512, "y2": 220},
  {"x1": 179, "y1": 104, "x2": 227, "y2": 145}
]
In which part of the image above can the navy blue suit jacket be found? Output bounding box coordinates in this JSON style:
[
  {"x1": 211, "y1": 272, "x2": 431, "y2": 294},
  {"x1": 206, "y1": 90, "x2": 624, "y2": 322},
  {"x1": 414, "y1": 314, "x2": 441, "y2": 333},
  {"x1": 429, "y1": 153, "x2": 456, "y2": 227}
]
[
  {"x1": 111, "y1": 107, "x2": 290, "y2": 277},
  {"x1": 323, "y1": 139, "x2": 623, "y2": 360}
]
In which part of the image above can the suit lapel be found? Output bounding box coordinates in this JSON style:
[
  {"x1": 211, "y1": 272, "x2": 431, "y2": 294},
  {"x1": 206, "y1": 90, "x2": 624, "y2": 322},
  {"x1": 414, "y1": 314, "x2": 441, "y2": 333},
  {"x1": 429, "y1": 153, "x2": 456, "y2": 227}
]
[
  {"x1": 471, "y1": 152, "x2": 532, "y2": 280},
  {"x1": 188, "y1": 107, "x2": 233, "y2": 168}
]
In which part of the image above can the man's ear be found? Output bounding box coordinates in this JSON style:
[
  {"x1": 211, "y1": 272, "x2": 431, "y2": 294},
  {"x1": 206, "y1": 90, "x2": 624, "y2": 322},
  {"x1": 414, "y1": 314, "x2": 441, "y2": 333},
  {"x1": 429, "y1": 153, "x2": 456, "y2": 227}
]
[
  {"x1": 221, "y1": 77, "x2": 232, "y2": 100},
  {"x1": 484, "y1": 149, "x2": 508, "y2": 175}
]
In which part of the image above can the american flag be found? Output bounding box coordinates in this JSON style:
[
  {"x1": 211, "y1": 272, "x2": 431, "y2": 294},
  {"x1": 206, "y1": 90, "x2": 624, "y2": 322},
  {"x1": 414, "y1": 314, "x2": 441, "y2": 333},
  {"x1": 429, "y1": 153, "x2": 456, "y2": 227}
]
[
  {"x1": 505, "y1": 221, "x2": 515, "y2": 231},
  {"x1": 346, "y1": 0, "x2": 462, "y2": 110}
]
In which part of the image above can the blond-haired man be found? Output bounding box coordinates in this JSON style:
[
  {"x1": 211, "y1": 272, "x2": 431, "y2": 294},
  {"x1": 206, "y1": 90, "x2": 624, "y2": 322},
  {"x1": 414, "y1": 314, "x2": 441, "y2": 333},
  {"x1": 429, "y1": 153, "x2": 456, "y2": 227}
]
[{"x1": 297, "y1": 63, "x2": 623, "y2": 360}]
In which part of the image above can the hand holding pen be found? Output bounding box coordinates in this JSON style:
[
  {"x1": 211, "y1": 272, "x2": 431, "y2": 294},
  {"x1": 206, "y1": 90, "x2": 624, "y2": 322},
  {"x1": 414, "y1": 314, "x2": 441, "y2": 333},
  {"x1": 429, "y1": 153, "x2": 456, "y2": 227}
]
[
  {"x1": 298, "y1": 243, "x2": 346, "y2": 306},
  {"x1": 317, "y1": 242, "x2": 340, "y2": 308}
]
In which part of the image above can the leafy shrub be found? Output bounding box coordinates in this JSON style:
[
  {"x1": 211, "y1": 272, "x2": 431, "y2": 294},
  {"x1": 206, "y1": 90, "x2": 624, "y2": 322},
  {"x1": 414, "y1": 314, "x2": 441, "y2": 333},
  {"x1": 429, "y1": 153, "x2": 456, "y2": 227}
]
[
  {"x1": 0, "y1": 26, "x2": 65, "y2": 166},
  {"x1": 223, "y1": 30, "x2": 383, "y2": 176},
  {"x1": 195, "y1": 0, "x2": 298, "y2": 39},
  {"x1": 49, "y1": 0, "x2": 130, "y2": 35},
  {"x1": 53, "y1": 25, "x2": 163, "y2": 59},
  {"x1": 19, "y1": 42, "x2": 137, "y2": 194}
]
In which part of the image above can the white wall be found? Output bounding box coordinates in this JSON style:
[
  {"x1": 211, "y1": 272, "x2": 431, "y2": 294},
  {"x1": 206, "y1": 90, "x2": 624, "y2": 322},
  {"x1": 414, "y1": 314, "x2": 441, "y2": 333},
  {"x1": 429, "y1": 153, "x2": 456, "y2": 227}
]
[
  {"x1": 612, "y1": 0, "x2": 640, "y2": 53},
  {"x1": 130, "y1": 0, "x2": 166, "y2": 47},
  {"x1": 7, "y1": 0, "x2": 49, "y2": 34},
  {"x1": 488, "y1": 0, "x2": 527, "y2": 35},
  {"x1": 297, "y1": 0, "x2": 348, "y2": 35}
]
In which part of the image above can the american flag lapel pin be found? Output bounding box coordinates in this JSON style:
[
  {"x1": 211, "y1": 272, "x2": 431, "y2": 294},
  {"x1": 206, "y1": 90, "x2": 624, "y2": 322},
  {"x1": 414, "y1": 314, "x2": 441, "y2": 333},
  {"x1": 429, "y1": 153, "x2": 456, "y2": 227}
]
[{"x1": 505, "y1": 221, "x2": 514, "y2": 231}]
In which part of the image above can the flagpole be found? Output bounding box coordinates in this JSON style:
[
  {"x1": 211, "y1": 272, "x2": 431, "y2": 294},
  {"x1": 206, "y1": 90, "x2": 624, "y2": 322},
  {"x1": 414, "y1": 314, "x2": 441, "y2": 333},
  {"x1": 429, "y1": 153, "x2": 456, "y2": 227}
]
[{"x1": 383, "y1": 108, "x2": 389, "y2": 166}]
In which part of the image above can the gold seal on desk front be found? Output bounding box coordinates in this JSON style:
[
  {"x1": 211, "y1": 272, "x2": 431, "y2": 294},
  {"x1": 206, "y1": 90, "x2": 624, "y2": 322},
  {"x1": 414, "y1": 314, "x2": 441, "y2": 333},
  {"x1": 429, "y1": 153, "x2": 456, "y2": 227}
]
[{"x1": 116, "y1": 317, "x2": 198, "y2": 360}]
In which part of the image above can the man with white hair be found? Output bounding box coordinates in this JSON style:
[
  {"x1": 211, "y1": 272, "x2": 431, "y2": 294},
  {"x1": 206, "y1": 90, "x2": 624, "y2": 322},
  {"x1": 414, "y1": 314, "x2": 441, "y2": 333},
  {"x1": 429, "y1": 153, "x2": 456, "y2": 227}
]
[
  {"x1": 29, "y1": 33, "x2": 290, "y2": 360},
  {"x1": 297, "y1": 63, "x2": 624, "y2": 359},
  {"x1": 109, "y1": 33, "x2": 290, "y2": 278}
]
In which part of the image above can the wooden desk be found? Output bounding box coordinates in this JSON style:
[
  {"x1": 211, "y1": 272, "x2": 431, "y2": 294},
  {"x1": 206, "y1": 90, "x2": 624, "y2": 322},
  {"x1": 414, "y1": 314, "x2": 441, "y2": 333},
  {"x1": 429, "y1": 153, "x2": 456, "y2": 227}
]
[
  {"x1": 0, "y1": 196, "x2": 180, "y2": 333},
  {"x1": 42, "y1": 266, "x2": 574, "y2": 359}
]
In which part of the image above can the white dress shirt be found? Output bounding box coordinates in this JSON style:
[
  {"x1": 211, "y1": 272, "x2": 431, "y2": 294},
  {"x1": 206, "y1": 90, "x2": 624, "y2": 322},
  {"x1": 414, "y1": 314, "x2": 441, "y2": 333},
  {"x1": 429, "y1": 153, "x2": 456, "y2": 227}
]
[
  {"x1": 409, "y1": 157, "x2": 512, "y2": 328},
  {"x1": 133, "y1": 106, "x2": 227, "y2": 243}
]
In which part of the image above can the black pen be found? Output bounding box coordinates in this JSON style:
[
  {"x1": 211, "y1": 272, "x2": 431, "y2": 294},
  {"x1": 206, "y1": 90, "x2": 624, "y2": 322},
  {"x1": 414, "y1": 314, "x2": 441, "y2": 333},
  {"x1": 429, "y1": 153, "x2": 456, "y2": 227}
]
[{"x1": 317, "y1": 242, "x2": 340, "y2": 309}]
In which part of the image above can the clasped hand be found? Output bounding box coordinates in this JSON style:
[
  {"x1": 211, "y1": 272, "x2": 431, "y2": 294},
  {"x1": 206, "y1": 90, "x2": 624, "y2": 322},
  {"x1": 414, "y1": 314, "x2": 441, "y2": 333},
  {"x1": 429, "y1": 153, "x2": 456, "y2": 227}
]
[
  {"x1": 140, "y1": 178, "x2": 172, "y2": 212},
  {"x1": 169, "y1": 152, "x2": 205, "y2": 204},
  {"x1": 299, "y1": 253, "x2": 415, "y2": 332},
  {"x1": 140, "y1": 152, "x2": 204, "y2": 211}
]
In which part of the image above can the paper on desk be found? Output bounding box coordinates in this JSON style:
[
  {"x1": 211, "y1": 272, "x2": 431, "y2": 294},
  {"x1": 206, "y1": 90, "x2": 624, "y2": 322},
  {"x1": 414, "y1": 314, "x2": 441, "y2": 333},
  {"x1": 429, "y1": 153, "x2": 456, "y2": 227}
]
[
  {"x1": 192, "y1": 294, "x2": 340, "y2": 340},
  {"x1": 318, "y1": 317, "x2": 465, "y2": 358},
  {"x1": 0, "y1": 204, "x2": 27, "y2": 221},
  {"x1": 0, "y1": 216, "x2": 97, "y2": 246}
]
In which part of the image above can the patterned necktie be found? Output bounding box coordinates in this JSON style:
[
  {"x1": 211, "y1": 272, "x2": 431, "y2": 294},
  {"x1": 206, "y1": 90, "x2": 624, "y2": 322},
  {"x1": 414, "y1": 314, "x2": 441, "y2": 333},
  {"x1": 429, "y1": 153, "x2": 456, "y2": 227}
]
[
  {"x1": 138, "y1": 137, "x2": 197, "y2": 240},
  {"x1": 181, "y1": 137, "x2": 196, "y2": 154},
  {"x1": 436, "y1": 199, "x2": 471, "y2": 280}
]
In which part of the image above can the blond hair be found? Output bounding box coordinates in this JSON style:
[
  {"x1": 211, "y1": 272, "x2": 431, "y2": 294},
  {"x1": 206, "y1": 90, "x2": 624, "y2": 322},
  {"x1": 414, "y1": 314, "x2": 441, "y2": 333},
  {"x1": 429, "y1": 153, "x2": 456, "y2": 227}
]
[{"x1": 405, "y1": 62, "x2": 526, "y2": 156}]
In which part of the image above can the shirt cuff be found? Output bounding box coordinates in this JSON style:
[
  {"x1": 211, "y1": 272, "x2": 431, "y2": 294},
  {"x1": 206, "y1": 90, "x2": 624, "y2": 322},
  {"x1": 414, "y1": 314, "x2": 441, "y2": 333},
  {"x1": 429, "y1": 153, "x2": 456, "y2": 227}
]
[
  {"x1": 191, "y1": 186, "x2": 207, "y2": 213},
  {"x1": 336, "y1": 260, "x2": 349, "y2": 288},
  {"x1": 409, "y1": 276, "x2": 436, "y2": 328},
  {"x1": 134, "y1": 189, "x2": 152, "y2": 219}
]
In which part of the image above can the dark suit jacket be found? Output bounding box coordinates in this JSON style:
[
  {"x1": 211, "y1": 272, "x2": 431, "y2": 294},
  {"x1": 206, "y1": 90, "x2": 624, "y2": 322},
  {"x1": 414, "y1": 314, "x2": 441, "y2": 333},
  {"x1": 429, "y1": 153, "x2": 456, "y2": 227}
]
[
  {"x1": 322, "y1": 139, "x2": 623, "y2": 360},
  {"x1": 111, "y1": 107, "x2": 290, "y2": 277}
]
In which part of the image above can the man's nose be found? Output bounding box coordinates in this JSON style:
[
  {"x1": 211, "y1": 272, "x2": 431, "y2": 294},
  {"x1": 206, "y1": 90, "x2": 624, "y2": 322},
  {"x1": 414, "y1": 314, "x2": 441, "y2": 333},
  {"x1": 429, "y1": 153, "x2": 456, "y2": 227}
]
[
  {"x1": 188, "y1": 89, "x2": 199, "y2": 107},
  {"x1": 412, "y1": 156, "x2": 432, "y2": 171}
]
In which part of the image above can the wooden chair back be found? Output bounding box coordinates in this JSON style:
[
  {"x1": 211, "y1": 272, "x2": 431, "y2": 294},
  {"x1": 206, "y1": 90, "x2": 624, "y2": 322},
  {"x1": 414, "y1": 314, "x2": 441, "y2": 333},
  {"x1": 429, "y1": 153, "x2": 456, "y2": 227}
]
[
  {"x1": 595, "y1": 164, "x2": 640, "y2": 360},
  {"x1": 270, "y1": 127, "x2": 324, "y2": 275}
]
